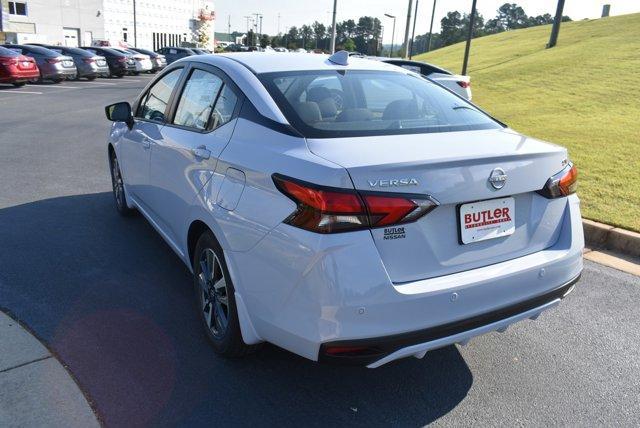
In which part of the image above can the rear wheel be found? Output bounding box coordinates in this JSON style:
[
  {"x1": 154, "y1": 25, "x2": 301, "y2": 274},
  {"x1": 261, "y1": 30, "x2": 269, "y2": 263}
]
[
  {"x1": 52, "y1": 78, "x2": 63, "y2": 84},
  {"x1": 12, "y1": 82, "x2": 26, "y2": 87},
  {"x1": 193, "y1": 231, "x2": 257, "y2": 357},
  {"x1": 109, "y1": 152, "x2": 136, "y2": 216},
  {"x1": 86, "y1": 76, "x2": 96, "y2": 81},
  {"x1": 132, "y1": 71, "x2": 140, "y2": 76}
]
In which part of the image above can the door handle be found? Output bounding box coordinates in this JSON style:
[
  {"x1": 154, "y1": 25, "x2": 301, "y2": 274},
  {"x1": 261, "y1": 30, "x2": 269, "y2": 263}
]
[
  {"x1": 141, "y1": 137, "x2": 151, "y2": 149},
  {"x1": 192, "y1": 145, "x2": 211, "y2": 160}
]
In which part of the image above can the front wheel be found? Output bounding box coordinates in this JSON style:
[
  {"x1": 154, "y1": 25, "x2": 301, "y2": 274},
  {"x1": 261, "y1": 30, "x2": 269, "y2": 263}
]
[
  {"x1": 109, "y1": 153, "x2": 136, "y2": 216},
  {"x1": 193, "y1": 231, "x2": 257, "y2": 357}
]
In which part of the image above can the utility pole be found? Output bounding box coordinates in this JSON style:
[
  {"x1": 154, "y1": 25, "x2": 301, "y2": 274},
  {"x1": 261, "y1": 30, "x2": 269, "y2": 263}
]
[
  {"x1": 259, "y1": 15, "x2": 263, "y2": 36},
  {"x1": 426, "y1": 0, "x2": 436, "y2": 52},
  {"x1": 132, "y1": 0, "x2": 137, "y2": 47},
  {"x1": 403, "y1": 0, "x2": 413, "y2": 58},
  {"x1": 244, "y1": 16, "x2": 251, "y2": 33},
  {"x1": 228, "y1": 15, "x2": 232, "y2": 42},
  {"x1": 330, "y1": 0, "x2": 337, "y2": 53},
  {"x1": 384, "y1": 14, "x2": 396, "y2": 57},
  {"x1": 409, "y1": 0, "x2": 419, "y2": 59},
  {"x1": 277, "y1": 13, "x2": 281, "y2": 35},
  {"x1": 547, "y1": 0, "x2": 566, "y2": 48},
  {"x1": 461, "y1": 0, "x2": 477, "y2": 75}
]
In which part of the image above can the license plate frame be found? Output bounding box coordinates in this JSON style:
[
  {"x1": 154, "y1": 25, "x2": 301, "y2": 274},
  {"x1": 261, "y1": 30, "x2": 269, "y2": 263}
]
[{"x1": 458, "y1": 197, "x2": 515, "y2": 244}]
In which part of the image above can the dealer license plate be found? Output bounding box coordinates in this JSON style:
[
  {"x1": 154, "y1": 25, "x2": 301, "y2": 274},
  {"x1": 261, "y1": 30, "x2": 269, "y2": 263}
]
[{"x1": 459, "y1": 197, "x2": 515, "y2": 244}]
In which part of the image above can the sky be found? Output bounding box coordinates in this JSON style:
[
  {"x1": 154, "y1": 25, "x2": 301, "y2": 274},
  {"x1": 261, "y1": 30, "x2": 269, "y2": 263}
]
[{"x1": 215, "y1": 0, "x2": 639, "y2": 43}]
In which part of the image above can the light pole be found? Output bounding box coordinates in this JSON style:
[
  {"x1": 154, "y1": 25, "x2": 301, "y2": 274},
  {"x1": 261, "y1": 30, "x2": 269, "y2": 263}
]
[
  {"x1": 461, "y1": 0, "x2": 477, "y2": 75},
  {"x1": 384, "y1": 13, "x2": 396, "y2": 57},
  {"x1": 409, "y1": 0, "x2": 419, "y2": 59},
  {"x1": 132, "y1": 0, "x2": 137, "y2": 47},
  {"x1": 330, "y1": 0, "x2": 337, "y2": 53},
  {"x1": 403, "y1": 0, "x2": 413, "y2": 58},
  {"x1": 547, "y1": 0, "x2": 566, "y2": 48},
  {"x1": 426, "y1": 0, "x2": 436, "y2": 52}
]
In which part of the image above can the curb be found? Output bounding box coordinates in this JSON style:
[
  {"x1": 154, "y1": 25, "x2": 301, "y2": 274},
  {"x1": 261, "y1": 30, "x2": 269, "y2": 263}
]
[
  {"x1": 583, "y1": 219, "x2": 640, "y2": 258},
  {"x1": 0, "y1": 310, "x2": 101, "y2": 428}
]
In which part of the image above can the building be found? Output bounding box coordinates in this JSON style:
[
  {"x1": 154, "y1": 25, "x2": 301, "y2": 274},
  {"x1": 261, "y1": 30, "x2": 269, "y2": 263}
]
[{"x1": 0, "y1": 0, "x2": 215, "y2": 50}]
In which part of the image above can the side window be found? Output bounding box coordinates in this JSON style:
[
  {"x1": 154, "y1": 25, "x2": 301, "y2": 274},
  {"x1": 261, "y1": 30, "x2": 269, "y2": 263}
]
[
  {"x1": 173, "y1": 69, "x2": 223, "y2": 130},
  {"x1": 137, "y1": 68, "x2": 182, "y2": 122},
  {"x1": 210, "y1": 85, "x2": 239, "y2": 129}
]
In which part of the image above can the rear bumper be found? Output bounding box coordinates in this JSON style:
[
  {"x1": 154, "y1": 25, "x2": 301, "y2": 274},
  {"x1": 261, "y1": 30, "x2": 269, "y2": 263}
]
[
  {"x1": 320, "y1": 273, "x2": 580, "y2": 367},
  {"x1": 0, "y1": 69, "x2": 39, "y2": 82},
  {"x1": 230, "y1": 194, "x2": 584, "y2": 365}
]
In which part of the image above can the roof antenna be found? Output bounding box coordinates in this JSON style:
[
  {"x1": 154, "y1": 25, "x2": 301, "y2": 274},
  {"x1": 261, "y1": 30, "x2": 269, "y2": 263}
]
[{"x1": 328, "y1": 50, "x2": 349, "y2": 66}]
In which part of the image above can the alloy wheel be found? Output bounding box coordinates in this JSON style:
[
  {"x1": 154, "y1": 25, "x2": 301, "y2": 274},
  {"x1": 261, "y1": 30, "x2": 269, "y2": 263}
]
[
  {"x1": 198, "y1": 248, "x2": 230, "y2": 338},
  {"x1": 111, "y1": 157, "x2": 125, "y2": 209}
]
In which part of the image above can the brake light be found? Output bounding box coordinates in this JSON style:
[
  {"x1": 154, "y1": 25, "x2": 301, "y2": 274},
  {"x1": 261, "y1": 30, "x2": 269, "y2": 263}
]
[
  {"x1": 46, "y1": 58, "x2": 61, "y2": 64},
  {"x1": 538, "y1": 162, "x2": 578, "y2": 198},
  {"x1": 457, "y1": 81, "x2": 470, "y2": 88},
  {"x1": 273, "y1": 174, "x2": 439, "y2": 233},
  {"x1": 83, "y1": 58, "x2": 95, "y2": 64}
]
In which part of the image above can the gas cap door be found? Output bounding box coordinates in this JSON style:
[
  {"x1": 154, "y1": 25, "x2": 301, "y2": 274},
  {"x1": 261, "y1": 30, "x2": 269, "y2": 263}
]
[{"x1": 216, "y1": 168, "x2": 246, "y2": 211}]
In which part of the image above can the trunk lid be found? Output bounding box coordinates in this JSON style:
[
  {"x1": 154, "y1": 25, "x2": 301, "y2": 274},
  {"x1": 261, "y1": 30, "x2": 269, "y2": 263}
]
[{"x1": 307, "y1": 128, "x2": 569, "y2": 283}]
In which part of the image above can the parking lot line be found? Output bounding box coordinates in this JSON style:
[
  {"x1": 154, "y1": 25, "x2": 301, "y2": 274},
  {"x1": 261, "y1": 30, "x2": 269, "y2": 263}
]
[
  {"x1": 80, "y1": 81, "x2": 116, "y2": 85},
  {"x1": 0, "y1": 90, "x2": 43, "y2": 95}
]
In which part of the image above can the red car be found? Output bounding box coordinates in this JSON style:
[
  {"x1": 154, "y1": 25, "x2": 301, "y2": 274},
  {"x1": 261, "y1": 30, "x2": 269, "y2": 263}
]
[{"x1": 0, "y1": 45, "x2": 40, "y2": 87}]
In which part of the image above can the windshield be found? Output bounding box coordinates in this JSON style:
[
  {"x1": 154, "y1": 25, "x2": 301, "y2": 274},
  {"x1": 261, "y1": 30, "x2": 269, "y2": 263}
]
[{"x1": 260, "y1": 70, "x2": 501, "y2": 138}]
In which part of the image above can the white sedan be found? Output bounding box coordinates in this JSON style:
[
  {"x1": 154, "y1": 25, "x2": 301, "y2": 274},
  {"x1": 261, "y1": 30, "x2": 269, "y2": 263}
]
[{"x1": 104, "y1": 51, "x2": 582, "y2": 367}]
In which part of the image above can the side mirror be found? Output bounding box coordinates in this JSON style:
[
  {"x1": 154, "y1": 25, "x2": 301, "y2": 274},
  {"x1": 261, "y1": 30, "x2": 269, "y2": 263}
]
[{"x1": 105, "y1": 102, "x2": 133, "y2": 129}]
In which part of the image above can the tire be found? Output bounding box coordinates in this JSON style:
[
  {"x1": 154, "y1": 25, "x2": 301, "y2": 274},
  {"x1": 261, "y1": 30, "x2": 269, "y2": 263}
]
[
  {"x1": 86, "y1": 76, "x2": 96, "y2": 81},
  {"x1": 12, "y1": 82, "x2": 26, "y2": 87},
  {"x1": 193, "y1": 231, "x2": 257, "y2": 357},
  {"x1": 109, "y1": 152, "x2": 136, "y2": 217},
  {"x1": 52, "y1": 78, "x2": 63, "y2": 84},
  {"x1": 132, "y1": 71, "x2": 140, "y2": 76}
]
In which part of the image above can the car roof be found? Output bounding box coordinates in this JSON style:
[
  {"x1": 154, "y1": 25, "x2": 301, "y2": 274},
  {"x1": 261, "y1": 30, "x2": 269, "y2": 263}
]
[{"x1": 213, "y1": 52, "x2": 405, "y2": 74}]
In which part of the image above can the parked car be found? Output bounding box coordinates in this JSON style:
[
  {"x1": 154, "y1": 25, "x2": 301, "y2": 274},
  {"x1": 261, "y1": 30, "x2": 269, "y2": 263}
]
[
  {"x1": 80, "y1": 46, "x2": 136, "y2": 77},
  {"x1": 108, "y1": 48, "x2": 152, "y2": 75},
  {"x1": 1, "y1": 44, "x2": 76, "y2": 83},
  {"x1": 191, "y1": 48, "x2": 212, "y2": 55},
  {"x1": 371, "y1": 57, "x2": 472, "y2": 100},
  {"x1": 273, "y1": 47, "x2": 289, "y2": 52},
  {"x1": 224, "y1": 44, "x2": 250, "y2": 52},
  {"x1": 30, "y1": 45, "x2": 109, "y2": 80},
  {"x1": 156, "y1": 47, "x2": 195, "y2": 64},
  {"x1": 0, "y1": 45, "x2": 40, "y2": 86},
  {"x1": 104, "y1": 52, "x2": 583, "y2": 367},
  {"x1": 129, "y1": 47, "x2": 167, "y2": 72}
]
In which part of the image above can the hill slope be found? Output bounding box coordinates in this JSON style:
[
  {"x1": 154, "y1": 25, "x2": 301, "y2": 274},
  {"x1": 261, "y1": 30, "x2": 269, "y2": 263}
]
[{"x1": 415, "y1": 13, "x2": 640, "y2": 232}]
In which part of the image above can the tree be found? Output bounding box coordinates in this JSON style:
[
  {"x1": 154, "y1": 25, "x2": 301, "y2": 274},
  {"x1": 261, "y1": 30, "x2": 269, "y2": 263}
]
[
  {"x1": 440, "y1": 11, "x2": 464, "y2": 46},
  {"x1": 300, "y1": 24, "x2": 314, "y2": 49},
  {"x1": 311, "y1": 21, "x2": 326, "y2": 49},
  {"x1": 245, "y1": 29, "x2": 256, "y2": 46},
  {"x1": 260, "y1": 34, "x2": 270, "y2": 48},
  {"x1": 497, "y1": 3, "x2": 528, "y2": 30},
  {"x1": 343, "y1": 37, "x2": 356, "y2": 52},
  {"x1": 287, "y1": 26, "x2": 299, "y2": 49}
]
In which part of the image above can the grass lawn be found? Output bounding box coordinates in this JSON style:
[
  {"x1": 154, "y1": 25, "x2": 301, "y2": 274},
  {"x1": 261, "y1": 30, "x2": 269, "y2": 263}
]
[{"x1": 415, "y1": 13, "x2": 640, "y2": 232}]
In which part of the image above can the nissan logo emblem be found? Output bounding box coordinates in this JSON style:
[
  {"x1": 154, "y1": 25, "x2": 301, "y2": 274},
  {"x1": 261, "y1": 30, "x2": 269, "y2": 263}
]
[{"x1": 488, "y1": 168, "x2": 507, "y2": 190}]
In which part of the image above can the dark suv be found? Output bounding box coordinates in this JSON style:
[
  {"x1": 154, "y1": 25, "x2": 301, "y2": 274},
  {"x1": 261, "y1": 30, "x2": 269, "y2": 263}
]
[{"x1": 155, "y1": 47, "x2": 194, "y2": 64}]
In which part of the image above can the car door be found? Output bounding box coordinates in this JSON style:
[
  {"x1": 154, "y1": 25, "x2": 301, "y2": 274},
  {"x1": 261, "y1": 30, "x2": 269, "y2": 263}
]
[
  {"x1": 119, "y1": 67, "x2": 184, "y2": 206},
  {"x1": 147, "y1": 63, "x2": 242, "y2": 244}
]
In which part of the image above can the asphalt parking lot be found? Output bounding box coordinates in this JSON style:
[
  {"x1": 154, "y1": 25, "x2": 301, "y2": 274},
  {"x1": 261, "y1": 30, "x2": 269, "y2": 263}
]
[{"x1": 1, "y1": 77, "x2": 639, "y2": 427}]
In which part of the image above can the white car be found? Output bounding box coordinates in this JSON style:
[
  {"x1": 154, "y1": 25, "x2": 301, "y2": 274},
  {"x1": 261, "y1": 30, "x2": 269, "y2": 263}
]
[
  {"x1": 113, "y1": 48, "x2": 152, "y2": 74},
  {"x1": 104, "y1": 51, "x2": 583, "y2": 367},
  {"x1": 370, "y1": 57, "x2": 472, "y2": 100}
]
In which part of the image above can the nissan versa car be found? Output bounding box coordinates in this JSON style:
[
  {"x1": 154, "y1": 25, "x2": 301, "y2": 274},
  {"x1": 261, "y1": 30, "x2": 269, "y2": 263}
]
[
  {"x1": 81, "y1": 46, "x2": 136, "y2": 77},
  {"x1": 31, "y1": 45, "x2": 109, "y2": 80},
  {"x1": 2, "y1": 44, "x2": 76, "y2": 82},
  {"x1": 0, "y1": 46, "x2": 39, "y2": 86},
  {"x1": 104, "y1": 52, "x2": 583, "y2": 367}
]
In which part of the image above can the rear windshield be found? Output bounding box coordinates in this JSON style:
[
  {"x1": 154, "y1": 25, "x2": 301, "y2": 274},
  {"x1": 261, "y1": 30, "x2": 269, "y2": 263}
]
[
  {"x1": 0, "y1": 46, "x2": 20, "y2": 57},
  {"x1": 260, "y1": 70, "x2": 501, "y2": 138},
  {"x1": 58, "y1": 47, "x2": 93, "y2": 57}
]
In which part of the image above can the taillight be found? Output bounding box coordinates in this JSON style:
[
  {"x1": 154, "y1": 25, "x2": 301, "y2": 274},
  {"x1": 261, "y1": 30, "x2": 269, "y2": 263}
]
[
  {"x1": 46, "y1": 58, "x2": 61, "y2": 64},
  {"x1": 273, "y1": 174, "x2": 438, "y2": 233},
  {"x1": 538, "y1": 162, "x2": 578, "y2": 198},
  {"x1": 0, "y1": 56, "x2": 18, "y2": 66},
  {"x1": 457, "y1": 81, "x2": 470, "y2": 88},
  {"x1": 83, "y1": 58, "x2": 95, "y2": 63}
]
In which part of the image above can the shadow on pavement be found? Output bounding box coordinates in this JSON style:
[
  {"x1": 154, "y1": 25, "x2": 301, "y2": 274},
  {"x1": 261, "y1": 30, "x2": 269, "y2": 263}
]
[{"x1": 0, "y1": 193, "x2": 473, "y2": 426}]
